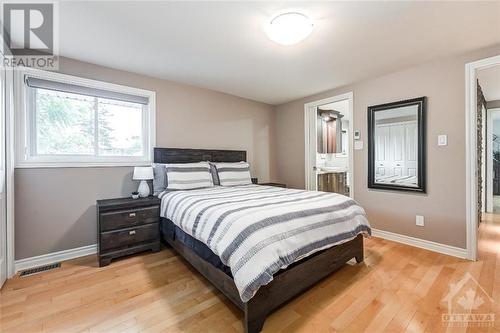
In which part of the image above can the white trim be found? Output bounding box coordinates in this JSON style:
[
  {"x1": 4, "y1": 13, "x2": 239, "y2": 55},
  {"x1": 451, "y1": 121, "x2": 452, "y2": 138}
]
[
  {"x1": 14, "y1": 161, "x2": 152, "y2": 169},
  {"x1": 14, "y1": 244, "x2": 97, "y2": 273},
  {"x1": 0, "y1": 58, "x2": 5, "y2": 287},
  {"x1": 14, "y1": 67, "x2": 156, "y2": 168},
  {"x1": 5, "y1": 67, "x2": 15, "y2": 278},
  {"x1": 465, "y1": 54, "x2": 500, "y2": 261},
  {"x1": 304, "y1": 92, "x2": 354, "y2": 198},
  {"x1": 304, "y1": 104, "x2": 317, "y2": 190},
  {"x1": 371, "y1": 228, "x2": 467, "y2": 259}
]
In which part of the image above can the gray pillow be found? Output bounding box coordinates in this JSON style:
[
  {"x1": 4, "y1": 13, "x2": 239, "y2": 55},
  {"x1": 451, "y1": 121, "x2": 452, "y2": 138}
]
[
  {"x1": 209, "y1": 162, "x2": 220, "y2": 186},
  {"x1": 152, "y1": 163, "x2": 167, "y2": 195}
]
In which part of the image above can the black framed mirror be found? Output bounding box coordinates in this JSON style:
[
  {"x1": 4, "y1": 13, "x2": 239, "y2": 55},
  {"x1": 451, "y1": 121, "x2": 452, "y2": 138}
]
[{"x1": 368, "y1": 97, "x2": 426, "y2": 193}]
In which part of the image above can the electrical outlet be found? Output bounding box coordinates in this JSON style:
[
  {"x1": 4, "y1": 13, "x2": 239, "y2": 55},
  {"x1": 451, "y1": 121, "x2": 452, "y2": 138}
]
[{"x1": 416, "y1": 215, "x2": 425, "y2": 227}]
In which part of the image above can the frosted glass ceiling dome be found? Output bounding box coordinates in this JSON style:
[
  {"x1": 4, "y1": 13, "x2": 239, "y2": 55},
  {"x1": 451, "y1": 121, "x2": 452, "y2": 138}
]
[{"x1": 266, "y1": 12, "x2": 314, "y2": 46}]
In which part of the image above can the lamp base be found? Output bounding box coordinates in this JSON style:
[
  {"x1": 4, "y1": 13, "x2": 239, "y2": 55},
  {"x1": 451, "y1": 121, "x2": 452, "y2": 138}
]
[{"x1": 137, "y1": 180, "x2": 150, "y2": 197}]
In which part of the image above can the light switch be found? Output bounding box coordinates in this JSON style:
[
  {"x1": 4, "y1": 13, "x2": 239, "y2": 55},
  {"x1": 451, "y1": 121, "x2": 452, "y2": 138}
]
[{"x1": 438, "y1": 135, "x2": 448, "y2": 146}]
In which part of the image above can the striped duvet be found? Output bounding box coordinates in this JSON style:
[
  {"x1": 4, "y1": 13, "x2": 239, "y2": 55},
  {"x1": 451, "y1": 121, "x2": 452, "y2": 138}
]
[{"x1": 159, "y1": 184, "x2": 371, "y2": 302}]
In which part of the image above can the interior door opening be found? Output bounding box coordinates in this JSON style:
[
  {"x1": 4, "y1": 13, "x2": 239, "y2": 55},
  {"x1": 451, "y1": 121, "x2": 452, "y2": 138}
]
[
  {"x1": 471, "y1": 58, "x2": 500, "y2": 263},
  {"x1": 305, "y1": 92, "x2": 354, "y2": 198},
  {"x1": 478, "y1": 64, "x2": 500, "y2": 217}
]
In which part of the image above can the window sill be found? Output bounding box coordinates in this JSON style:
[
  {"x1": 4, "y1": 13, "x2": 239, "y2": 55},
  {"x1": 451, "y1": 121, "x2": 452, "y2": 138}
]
[{"x1": 15, "y1": 161, "x2": 152, "y2": 169}]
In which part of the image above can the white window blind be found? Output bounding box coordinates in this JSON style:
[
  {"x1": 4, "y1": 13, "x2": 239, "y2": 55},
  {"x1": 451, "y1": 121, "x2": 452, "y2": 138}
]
[{"x1": 25, "y1": 76, "x2": 149, "y2": 105}]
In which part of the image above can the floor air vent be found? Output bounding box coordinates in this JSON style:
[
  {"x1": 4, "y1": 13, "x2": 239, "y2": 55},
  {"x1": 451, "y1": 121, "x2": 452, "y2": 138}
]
[{"x1": 19, "y1": 263, "x2": 61, "y2": 277}]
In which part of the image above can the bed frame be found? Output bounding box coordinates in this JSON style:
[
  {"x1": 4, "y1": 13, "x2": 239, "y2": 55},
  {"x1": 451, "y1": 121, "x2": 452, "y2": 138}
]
[{"x1": 154, "y1": 147, "x2": 364, "y2": 333}]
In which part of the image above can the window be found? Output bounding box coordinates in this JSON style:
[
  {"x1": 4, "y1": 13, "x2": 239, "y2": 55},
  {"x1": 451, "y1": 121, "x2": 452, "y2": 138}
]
[{"x1": 16, "y1": 69, "x2": 155, "y2": 167}]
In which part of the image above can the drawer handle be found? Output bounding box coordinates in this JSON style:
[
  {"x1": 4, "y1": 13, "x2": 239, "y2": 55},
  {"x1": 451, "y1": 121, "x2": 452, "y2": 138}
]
[
  {"x1": 129, "y1": 230, "x2": 136, "y2": 235},
  {"x1": 129, "y1": 213, "x2": 136, "y2": 218}
]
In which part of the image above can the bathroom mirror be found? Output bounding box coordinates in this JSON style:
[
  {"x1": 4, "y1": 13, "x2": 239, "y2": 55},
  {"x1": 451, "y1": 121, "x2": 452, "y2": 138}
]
[{"x1": 368, "y1": 97, "x2": 426, "y2": 193}]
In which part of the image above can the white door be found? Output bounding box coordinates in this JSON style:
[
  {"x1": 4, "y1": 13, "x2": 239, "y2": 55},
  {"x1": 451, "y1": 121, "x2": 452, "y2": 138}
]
[
  {"x1": 0, "y1": 59, "x2": 7, "y2": 288},
  {"x1": 375, "y1": 124, "x2": 390, "y2": 176},
  {"x1": 375, "y1": 121, "x2": 418, "y2": 181},
  {"x1": 405, "y1": 122, "x2": 418, "y2": 177},
  {"x1": 390, "y1": 124, "x2": 405, "y2": 176}
]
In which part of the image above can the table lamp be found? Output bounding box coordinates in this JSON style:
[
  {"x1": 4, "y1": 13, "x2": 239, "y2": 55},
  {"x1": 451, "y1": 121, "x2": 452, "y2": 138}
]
[{"x1": 133, "y1": 166, "x2": 154, "y2": 197}]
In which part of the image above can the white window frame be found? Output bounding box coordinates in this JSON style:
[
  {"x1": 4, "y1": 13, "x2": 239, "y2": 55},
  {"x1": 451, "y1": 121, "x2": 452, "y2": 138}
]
[{"x1": 15, "y1": 68, "x2": 156, "y2": 168}]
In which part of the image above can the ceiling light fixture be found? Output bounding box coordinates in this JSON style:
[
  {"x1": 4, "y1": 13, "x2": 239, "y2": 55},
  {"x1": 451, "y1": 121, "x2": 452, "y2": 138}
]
[{"x1": 266, "y1": 12, "x2": 314, "y2": 46}]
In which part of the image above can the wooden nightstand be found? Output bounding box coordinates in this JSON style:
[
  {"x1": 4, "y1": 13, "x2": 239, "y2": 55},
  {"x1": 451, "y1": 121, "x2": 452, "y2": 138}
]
[
  {"x1": 259, "y1": 182, "x2": 287, "y2": 188},
  {"x1": 96, "y1": 196, "x2": 161, "y2": 267}
]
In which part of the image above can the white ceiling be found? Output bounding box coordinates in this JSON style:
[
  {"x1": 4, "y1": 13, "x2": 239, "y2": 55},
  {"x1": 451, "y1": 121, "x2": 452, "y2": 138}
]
[
  {"x1": 375, "y1": 105, "x2": 418, "y2": 120},
  {"x1": 59, "y1": 1, "x2": 500, "y2": 105},
  {"x1": 478, "y1": 65, "x2": 500, "y2": 102}
]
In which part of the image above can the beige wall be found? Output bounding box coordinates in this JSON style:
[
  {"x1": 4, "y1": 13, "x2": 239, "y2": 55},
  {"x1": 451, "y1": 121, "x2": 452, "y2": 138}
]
[
  {"x1": 274, "y1": 45, "x2": 500, "y2": 249},
  {"x1": 15, "y1": 57, "x2": 276, "y2": 260},
  {"x1": 16, "y1": 45, "x2": 500, "y2": 259}
]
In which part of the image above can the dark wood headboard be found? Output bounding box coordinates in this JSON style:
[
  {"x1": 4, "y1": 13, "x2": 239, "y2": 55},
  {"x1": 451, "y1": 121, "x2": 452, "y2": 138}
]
[{"x1": 153, "y1": 147, "x2": 246, "y2": 164}]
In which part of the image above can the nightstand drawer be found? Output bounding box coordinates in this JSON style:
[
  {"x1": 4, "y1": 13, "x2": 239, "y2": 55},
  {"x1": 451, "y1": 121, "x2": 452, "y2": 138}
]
[
  {"x1": 100, "y1": 206, "x2": 159, "y2": 231},
  {"x1": 100, "y1": 223, "x2": 159, "y2": 252},
  {"x1": 97, "y1": 196, "x2": 161, "y2": 266}
]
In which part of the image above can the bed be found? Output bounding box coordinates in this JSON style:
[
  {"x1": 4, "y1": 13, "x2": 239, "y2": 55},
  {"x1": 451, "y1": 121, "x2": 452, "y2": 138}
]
[
  {"x1": 375, "y1": 173, "x2": 418, "y2": 187},
  {"x1": 154, "y1": 147, "x2": 370, "y2": 333}
]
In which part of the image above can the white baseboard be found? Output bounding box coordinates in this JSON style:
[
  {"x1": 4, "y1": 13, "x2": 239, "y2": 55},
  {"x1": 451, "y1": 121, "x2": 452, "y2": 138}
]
[
  {"x1": 371, "y1": 228, "x2": 467, "y2": 259},
  {"x1": 13, "y1": 230, "x2": 467, "y2": 272},
  {"x1": 15, "y1": 244, "x2": 97, "y2": 273}
]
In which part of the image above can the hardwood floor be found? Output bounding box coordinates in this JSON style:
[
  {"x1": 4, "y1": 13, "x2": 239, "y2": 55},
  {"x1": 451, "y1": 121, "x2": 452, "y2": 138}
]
[{"x1": 1, "y1": 221, "x2": 499, "y2": 333}]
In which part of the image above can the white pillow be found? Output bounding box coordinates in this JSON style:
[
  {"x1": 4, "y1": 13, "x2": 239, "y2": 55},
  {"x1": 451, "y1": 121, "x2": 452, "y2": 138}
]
[
  {"x1": 214, "y1": 162, "x2": 252, "y2": 186},
  {"x1": 165, "y1": 162, "x2": 214, "y2": 190}
]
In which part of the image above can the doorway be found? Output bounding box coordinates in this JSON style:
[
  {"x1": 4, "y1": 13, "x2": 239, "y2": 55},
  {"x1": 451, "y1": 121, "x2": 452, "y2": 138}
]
[
  {"x1": 465, "y1": 54, "x2": 500, "y2": 261},
  {"x1": 304, "y1": 92, "x2": 354, "y2": 197}
]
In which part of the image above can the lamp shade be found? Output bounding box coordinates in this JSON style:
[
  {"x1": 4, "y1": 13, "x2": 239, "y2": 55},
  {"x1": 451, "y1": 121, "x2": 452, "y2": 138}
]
[{"x1": 133, "y1": 166, "x2": 153, "y2": 180}]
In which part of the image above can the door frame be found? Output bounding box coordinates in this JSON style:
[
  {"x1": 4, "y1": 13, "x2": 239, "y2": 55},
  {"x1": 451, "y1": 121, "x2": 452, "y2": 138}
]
[
  {"x1": 6, "y1": 65, "x2": 15, "y2": 278},
  {"x1": 486, "y1": 108, "x2": 493, "y2": 213},
  {"x1": 465, "y1": 54, "x2": 500, "y2": 261},
  {"x1": 304, "y1": 92, "x2": 354, "y2": 197},
  {"x1": 0, "y1": 51, "x2": 15, "y2": 281}
]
